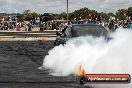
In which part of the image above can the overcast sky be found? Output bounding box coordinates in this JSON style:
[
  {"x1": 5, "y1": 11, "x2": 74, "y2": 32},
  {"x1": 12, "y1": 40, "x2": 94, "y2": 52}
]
[{"x1": 0, "y1": 0, "x2": 132, "y2": 14}]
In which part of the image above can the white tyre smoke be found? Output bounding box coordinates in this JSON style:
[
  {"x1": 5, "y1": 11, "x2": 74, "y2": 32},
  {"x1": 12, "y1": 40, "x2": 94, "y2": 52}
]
[{"x1": 41, "y1": 28, "x2": 132, "y2": 88}]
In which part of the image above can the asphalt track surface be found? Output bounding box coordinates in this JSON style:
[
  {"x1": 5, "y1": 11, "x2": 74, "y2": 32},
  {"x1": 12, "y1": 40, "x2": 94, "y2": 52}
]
[{"x1": 0, "y1": 41, "x2": 92, "y2": 88}]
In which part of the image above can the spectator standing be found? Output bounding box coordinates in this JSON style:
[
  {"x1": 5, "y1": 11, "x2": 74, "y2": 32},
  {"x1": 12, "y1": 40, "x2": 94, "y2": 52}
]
[
  {"x1": 52, "y1": 22, "x2": 57, "y2": 30},
  {"x1": 128, "y1": 20, "x2": 132, "y2": 29},
  {"x1": 16, "y1": 23, "x2": 21, "y2": 31},
  {"x1": 28, "y1": 23, "x2": 32, "y2": 31},
  {"x1": 2, "y1": 17, "x2": 5, "y2": 23},
  {"x1": 25, "y1": 23, "x2": 28, "y2": 31},
  {"x1": 108, "y1": 20, "x2": 115, "y2": 32}
]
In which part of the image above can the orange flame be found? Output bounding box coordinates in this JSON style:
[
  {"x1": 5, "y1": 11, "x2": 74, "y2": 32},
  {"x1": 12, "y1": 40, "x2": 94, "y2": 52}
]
[{"x1": 77, "y1": 65, "x2": 86, "y2": 76}]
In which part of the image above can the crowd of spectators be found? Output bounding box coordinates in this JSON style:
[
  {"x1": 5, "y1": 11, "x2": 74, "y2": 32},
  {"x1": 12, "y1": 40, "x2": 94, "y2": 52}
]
[
  {"x1": 0, "y1": 16, "x2": 16, "y2": 30},
  {"x1": 0, "y1": 15, "x2": 132, "y2": 32},
  {"x1": 39, "y1": 15, "x2": 132, "y2": 32},
  {"x1": 0, "y1": 16, "x2": 39, "y2": 31},
  {"x1": 108, "y1": 19, "x2": 132, "y2": 32}
]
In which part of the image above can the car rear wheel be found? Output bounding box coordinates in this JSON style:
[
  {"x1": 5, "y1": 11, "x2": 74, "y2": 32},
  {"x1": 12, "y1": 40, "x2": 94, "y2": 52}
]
[{"x1": 78, "y1": 76, "x2": 86, "y2": 85}]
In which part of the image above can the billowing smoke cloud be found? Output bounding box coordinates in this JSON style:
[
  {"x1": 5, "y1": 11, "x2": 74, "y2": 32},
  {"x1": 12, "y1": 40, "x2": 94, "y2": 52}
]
[{"x1": 40, "y1": 28, "x2": 132, "y2": 87}]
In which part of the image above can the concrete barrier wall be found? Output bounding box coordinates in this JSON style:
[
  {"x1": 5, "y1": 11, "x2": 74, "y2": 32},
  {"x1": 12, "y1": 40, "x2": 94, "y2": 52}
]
[{"x1": 0, "y1": 30, "x2": 58, "y2": 41}]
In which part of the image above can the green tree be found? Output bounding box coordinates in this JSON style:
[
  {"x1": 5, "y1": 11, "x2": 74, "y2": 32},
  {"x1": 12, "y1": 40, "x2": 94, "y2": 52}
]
[
  {"x1": 98, "y1": 12, "x2": 109, "y2": 22},
  {"x1": 72, "y1": 7, "x2": 91, "y2": 19},
  {"x1": 116, "y1": 9, "x2": 127, "y2": 20},
  {"x1": 126, "y1": 7, "x2": 132, "y2": 17},
  {"x1": 25, "y1": 12, "x2": 39, "y2": 21},
  {"x1": 90, "y1": 10, "x2": 98, "y2": 16},
  {"x1": 107, "y1": 13, "x2": 115, "y2": 17},
  {"x1": 59, "y1": 12, "x2": 67, "y2": 20},
  {"x1": 16, "y1": 13, "x2": 24, "y2": 22}
]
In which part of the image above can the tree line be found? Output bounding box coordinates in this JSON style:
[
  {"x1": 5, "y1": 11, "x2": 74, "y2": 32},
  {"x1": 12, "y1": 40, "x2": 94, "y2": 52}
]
[
  {"x1": 16, "y1": 7, "x2": 132, "y2": 22},
  {"x1": 57, "y1": 7, "x2": 132, "y2": 21}
]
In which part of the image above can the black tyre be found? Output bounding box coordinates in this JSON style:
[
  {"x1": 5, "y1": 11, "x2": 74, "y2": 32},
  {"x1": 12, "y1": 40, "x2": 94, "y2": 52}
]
[{"x1": 79, "y1": 76, "x2": 86, "y2": 85}]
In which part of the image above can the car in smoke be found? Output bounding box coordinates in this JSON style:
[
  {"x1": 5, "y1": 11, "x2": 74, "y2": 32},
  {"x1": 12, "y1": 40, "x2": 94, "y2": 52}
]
[{"x1": 54, "y1": 24, "x2": 108, "y2": 46}]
